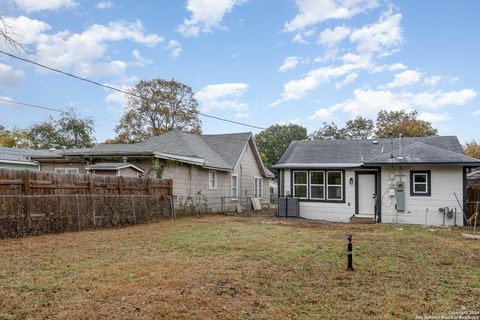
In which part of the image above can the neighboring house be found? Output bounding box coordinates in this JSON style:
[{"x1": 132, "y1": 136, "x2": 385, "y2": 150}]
[
  {"x1": 0, "y1": 146, "x2": 40, "y2": 170},
  {"x1": 467, "y1": 170, "x2": 480, "y2": 187},
  {"x1": 273, "y1": 136, "x2": 480, "y2": 226},
  {"x1": 29, "y1": 131, "x2": 275, "y2": 210}
]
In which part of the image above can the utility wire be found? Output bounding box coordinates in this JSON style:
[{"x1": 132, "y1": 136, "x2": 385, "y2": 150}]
[
  {"x1": 0, "y1": 97, "x2": 117, "y2": 123},
  {"x1": 0, "y1": 49, "x2": 267, "y2": 130}
]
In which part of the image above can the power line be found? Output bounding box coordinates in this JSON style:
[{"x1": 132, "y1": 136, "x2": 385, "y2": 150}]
[
  {"x1": 0, "y1": 49, "x2": 267, "y2": 130},
  {"x1": 0, "y1": 97, "x2": 117, "y2": 123}
]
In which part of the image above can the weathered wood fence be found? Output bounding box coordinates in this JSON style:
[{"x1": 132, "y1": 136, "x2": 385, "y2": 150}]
[
  {"x1": 467, "y1": 185, "x2": 480, "y2": 220},
  {"x1": 0, "y1": 168, "x2": 172, "y2": 196},
  {"x1": 0, "y1": 169, "x2": 174, "y2": 238}
]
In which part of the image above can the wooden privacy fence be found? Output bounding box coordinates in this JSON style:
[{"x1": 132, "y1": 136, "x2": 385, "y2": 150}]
[
  {"x1": 467, "y1": 185, "x2": 480, "y2": 221},
  {"x1": 0, "y1": 168, "x2": 174, "y2": 238},
  {"x1": 0, "y1": 168, "x2": 173, "y2": 196}
]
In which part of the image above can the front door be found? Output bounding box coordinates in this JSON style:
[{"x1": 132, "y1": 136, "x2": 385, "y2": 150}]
[{"x1": 357, "y1": 173, "x2": 376, "y2": 216}]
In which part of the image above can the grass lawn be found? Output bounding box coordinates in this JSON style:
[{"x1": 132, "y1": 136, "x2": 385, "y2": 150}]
[{"x1": 0, "y1": 215, "x2": 479, "y2": 319}]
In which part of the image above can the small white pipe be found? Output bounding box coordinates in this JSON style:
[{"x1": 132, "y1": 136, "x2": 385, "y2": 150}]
[{"x1": 424, "y1": 208, "x2": 429, "y2": 227}]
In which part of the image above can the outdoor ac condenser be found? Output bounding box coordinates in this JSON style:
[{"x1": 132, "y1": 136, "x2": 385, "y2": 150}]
[{"x1": 395, "y1": 181, "x2": 405, "y2": 211}]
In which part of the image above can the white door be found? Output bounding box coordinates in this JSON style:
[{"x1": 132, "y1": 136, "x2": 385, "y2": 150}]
[{"x1": 357, "y1": 174, "x2": 376, "y2": 216}]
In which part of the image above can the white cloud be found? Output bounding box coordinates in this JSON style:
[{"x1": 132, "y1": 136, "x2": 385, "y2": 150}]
[
  {"x1": 285, "y1": 0, "x2": 379, "y2": 32},
  {"x1": 292, "y1": 33, "x2": 309, "y2": 44},
  {"x1": 104, "y1": 76, "x2": 139, "y2": 109},
  {"x1": 166, "y1": 40, "x2": 182, "y2": 58},
  {"x1": 318, "y1": 25, "x2": 351, "y2": 47},
  {"x1": 320, "y1": 88, "x2": 477, "y2": 118},
  {"x1": 96, "y1": 0, "x2": 113, "y2": 9},
  {"x1": 417, "y1": 111, "x2": 451, "y2": 124},
  {"x1": 335, "y1": 72, "x2": 358, "y2": 89},
  {"x1": 0, "y1": 63, "x2": 25, "y2": 86},
  {"x1": 132, "y1": 49, "x2": 152, "y2": 66},
  {"x1": 235, "y1": 112, "x2": 251, "y2": 118},
  {"x1": 473, "y1": 110, "x2": 480, "y2": 116},
  {"x1": 350, "y1": 8, "x2": 403, "y2": 55},
  {"x1": 177, "y1": 0, "x2": 245, "y2": 37},
  {"x1": 12, "y1": 0, "x2": 76, "y2": 12},
  {"x1": 308, "y1": 107, "x2": 335, "y2": 121},
  {"x1": 387, "y1": 70, "x2": 422, "y2": 88},
  {"x1": 7, "y1": 18, "x2": 164, "y2": 78},
  {"x1": 424, "y1": 74, "x2": 458, "y2": 86},
  {"x1": 3, "y1": 16, "x2": 51, "y2": 44},
  {"x1": 279, "y1": 56, "x2": 301, "y2": 72},
  {"x1": 388, "y1": 63, "x2": 407, "y2": 71},
  {"x1": 196, "y1": 82, "x2": 249, "y2": 112}
]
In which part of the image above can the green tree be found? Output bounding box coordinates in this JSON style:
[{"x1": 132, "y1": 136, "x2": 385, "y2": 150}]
[
  {"x1": 464, "y1": 140, "x2": 480, "y2": 160},
  {"x1": 0, "y1": 125, "x2": 32, "y2": 148},
  {"x1": 309, "y1": 122, "x2": 345, "y2": 140},
  {"x1": 375, "y1": 110, "x2": 437, "y2": 138},
  {"x1": 113, "y1": 78, "x2": 202, "y2": 143},
  {"x1": 29, "y1": 108, "x2": 95, "y2": 148},
  {"x1": 255, "y1": 124, "x2": 307, "y2": 171},
  {"x1": 343, "y1": 116, "x2": 374, "y2": 139}
]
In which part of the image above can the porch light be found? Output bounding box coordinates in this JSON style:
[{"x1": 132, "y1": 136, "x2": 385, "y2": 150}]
[{"x1": 349, "y1": 177, "x2": 354, "y2": 185}]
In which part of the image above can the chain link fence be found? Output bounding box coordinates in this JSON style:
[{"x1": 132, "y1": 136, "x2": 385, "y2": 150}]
[{"x1": 0, "y1": 194, "x2": 172, "y2": 238}]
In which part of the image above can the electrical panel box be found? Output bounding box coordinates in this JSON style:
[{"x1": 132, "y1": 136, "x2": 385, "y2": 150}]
[{"x1": 395, "y1": 181, "x2": 405, "y2": 211}]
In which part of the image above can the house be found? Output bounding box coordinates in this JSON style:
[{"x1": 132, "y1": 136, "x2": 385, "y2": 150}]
[
  {"x1": 273, "y1": 136, "x2": 480, "y2": 226},
  {"x1": 29, "y1": 131, "x2": 275, "y2": 210},
  {"x1": 0, "y1": 146, "x2": 40, "y2": 170}
]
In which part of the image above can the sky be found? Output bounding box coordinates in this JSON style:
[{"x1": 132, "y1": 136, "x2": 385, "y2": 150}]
[{"x1": 0, "y1": 0, "x2": 479, "y2": 144}]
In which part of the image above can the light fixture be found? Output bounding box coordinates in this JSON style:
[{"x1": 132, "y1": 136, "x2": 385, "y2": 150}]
[{"x1": 349, "y1": 177, "x2": 354, "y2": 185}]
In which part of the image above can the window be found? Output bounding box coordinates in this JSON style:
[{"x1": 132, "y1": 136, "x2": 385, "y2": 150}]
[
  {"x1": 310, "y1": 171, "x2": 325, "y2": 200},
  {"x1": 327, "y1": 171, "x2": 343, "y2": 201},
  {"x1": 55, "y1": 168, "x2": 79, "y2": 174},
  {"x1": 254, "y1": 177, "x2": 263, "y2": 198},
  {"x1": 410, "y1": 171, "x2": 431, "y2": 196},
  {"x1": 231, "y1": 174, "x2": 238, "y2": 199},
  {"x1": 208, "y1": 170, "x2": 217, "y2": 189},
  {"x1": 293, "y1": 171, "x2": 308, "y2": 198}
]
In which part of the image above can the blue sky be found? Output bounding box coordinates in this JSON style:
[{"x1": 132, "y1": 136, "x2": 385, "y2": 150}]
[{"x1": 0, "y1": 0, "x2": 479, "y2": 143}]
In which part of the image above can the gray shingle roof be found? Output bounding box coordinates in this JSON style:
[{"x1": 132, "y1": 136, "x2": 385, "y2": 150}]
[
  {"x1": 0, "y1": 147, "x2": 44, "y2": 165},
  {"x1": 32, "y1": 131, "x2": 272, "y2": 176},
  {"x1": 274, "y1": 136, "x2": 480, "y2": 168},
  {"x1": 86, "y1": 162, "x2": 144, "y2": 172}
]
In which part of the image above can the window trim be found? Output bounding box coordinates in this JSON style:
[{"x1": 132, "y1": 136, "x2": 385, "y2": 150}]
[
  {"x1": 410, "y1": 170, "x2": 431, "y2": 196},
  {"x1": 54, "y1": 168, "x2": 79, "y2": 174},
  {"x1": 254, "y1": 176, "x2": 263, "y2": 199},
  {"x1": 291, "y1": 169, "x2": 345, "y2": 203},
  {"x1": 327, "y1": 171, "x2": 344, "y2": 201},
  {"x1": 231, "y1": 174, "x2": 238, "y2": 199},
  {"x1": 309, "y1": 171, "x2": 325, "y2": 200},
  {"x1": 292, "y1": 170, "x2": 308, "y2": 199},
  {"x1": 208, "y1": 170, "x2": 217, "y2": 190}
]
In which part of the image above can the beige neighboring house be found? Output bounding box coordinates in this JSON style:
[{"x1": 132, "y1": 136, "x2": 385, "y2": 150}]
[
  {"x1": 85, "y1": 163, "x2": 144, "y2": 177},
  {"x1": 29, "y1": 131, "x2": 275, "y2": 210}
]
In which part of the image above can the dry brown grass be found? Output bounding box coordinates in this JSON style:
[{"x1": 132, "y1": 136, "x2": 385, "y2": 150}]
[{"x1": 0, "y1": 214, "x2": 479, "y2": 319}]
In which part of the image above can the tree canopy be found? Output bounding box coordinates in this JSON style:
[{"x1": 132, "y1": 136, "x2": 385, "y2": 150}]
[
  {"x1": 255, "y1": 124, "x2": 308, "y2": 171},
  {"x1": 113, "y1": 79, "x2": 202, "y2": 143},
  {"x1": 29, "y1": 108, "x2": 95, "y2": 149},
  {"x1": 0, "y1": 125, "x2": 31, "y2": 148},
  {"x1": 464, "y1": 140, "x2": 480, "y2": 160}
]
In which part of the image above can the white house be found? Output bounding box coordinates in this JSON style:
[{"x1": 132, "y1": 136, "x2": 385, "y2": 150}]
[{"x1": 273, "y1": 136, "x2": 480, "y2": 226}]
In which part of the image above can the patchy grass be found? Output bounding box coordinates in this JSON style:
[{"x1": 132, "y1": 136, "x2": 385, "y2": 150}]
[{"x1": 0, "y1": 215, "x2": 479, "y2": 319}]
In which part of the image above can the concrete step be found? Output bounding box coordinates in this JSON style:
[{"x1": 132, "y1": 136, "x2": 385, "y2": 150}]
[{"x1": 350, "y1": 215, "x2": 376, "y2": 224}]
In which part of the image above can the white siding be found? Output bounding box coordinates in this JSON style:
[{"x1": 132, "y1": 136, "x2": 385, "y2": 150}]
[
  {"x1": 380, "y1": 166, "x2": 463, "y2": 226},
  {"x1": 298, "y1": 169, "x2": 356, "y2": 222}
]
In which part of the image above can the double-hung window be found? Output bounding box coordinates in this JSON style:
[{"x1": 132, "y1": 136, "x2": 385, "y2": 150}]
[
  {"x1": 55, "y1": 168, "x2": 79, "y2": 174},
  {"x1": 231, "y1": 174, "x2": 238, "y2": 199},
  {"x1": 310, "y1": 171, "x2": 325, "y2": 200},
  {"x1": 254, "y1": 177, "x2": 263, "y2": 198},
  {"x1": 208, "y1": 170, "x2": 217, "y2": 189},
  {"x1": 327, "y1": 171, "x2": 343, "y2": 201},
  {"x1": 293, "y1": 171, "x2": 308, "y2": 198},
  {"x1": 410, "y1": 171, "x2": 431, "y2": 196}
]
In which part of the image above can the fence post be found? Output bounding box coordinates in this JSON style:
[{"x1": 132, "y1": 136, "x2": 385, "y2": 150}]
[
  {"x1": 170, "y1": 196, "x2": 176, "y2": 219},
  {"x1": 76, "y1": 194, "x2": 81, "y2": 231},
  {"x1": 131, "y1": 195, "x2": 136, "y2": 224},
  {"x1": 221, "y1": 196, "x2": 225, "y2": 213}
]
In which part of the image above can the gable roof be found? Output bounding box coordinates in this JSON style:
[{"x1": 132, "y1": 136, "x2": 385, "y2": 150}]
[
  {"x1": 0, "y1": 147, "x2": 42, "y2": 166},
  {"x1": 274, "y1": 136, "x2": 480, "y2": 168},
  {"x1": 29, "y1": 131, "x2": 273, "y2": 177},
  {"x1": 86, "y1": 162, "x2": 144, "y2": 172}
]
